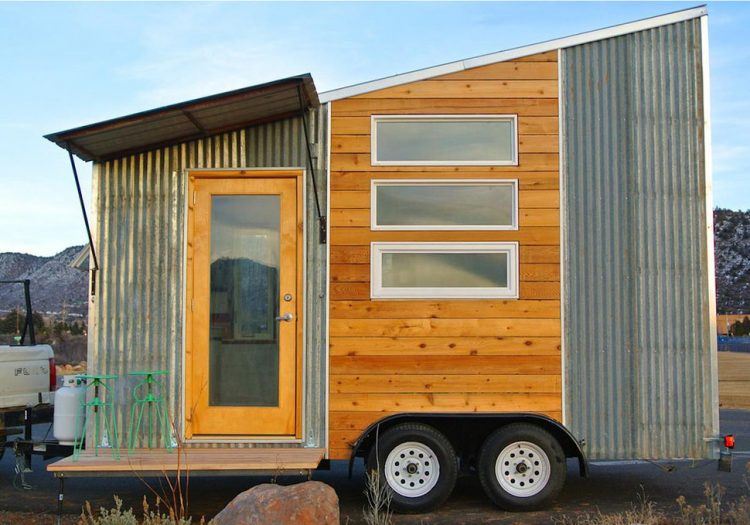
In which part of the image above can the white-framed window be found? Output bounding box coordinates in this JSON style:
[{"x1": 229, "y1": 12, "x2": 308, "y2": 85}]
[
  {"x1": 371, "y1": 242, "x2": 519, "y2": 299},
  {"x1": 371, "y1": 179, "x2": 518, "y2": 231},
  {"x1": 370, "y1": 115, "x2": 518, "y2": 166}
]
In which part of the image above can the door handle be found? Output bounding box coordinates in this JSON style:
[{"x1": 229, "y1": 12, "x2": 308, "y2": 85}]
[{"x1": 275, "y1": 313, "x2": 294, "y2": 322}]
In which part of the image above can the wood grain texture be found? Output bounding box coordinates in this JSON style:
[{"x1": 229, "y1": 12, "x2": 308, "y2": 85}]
[
  {"x1": 331, "y1": 98, "x2": 559, "y2": 117},
  {"x1": 351, "y1": 80, "x2": 559, "y2": 99},
  {"x1": 519, "y1": 282, "x2": 560, "y2": 300},
  {"x1": 331, "y1": 153, "x2": 558, "y2": 172},
  {"x1": 330, "y1": 355, "x2": 560, "y2": 377},
  {"x1": 515, "y1": 50, "x2": 558, "y2": 62},
  {"x1": 48, "y1": 448, "x2": 324, "y2": 474},
  {"x1": 329, "y1": 318, "x2": 561, "y2": 338},
  {"x1": 329, "y1": 336, "x2": 561, "y2": 356},
  {"x1": 330, "y1": 392, "x2": 562, "y2": 411},
  {"x1": 519, "y1": 135, "x2": 559, "y2": 153},
  {"x1": 330, "y1": 208, "x2": 559, "y2": 227},
  {"x1": 328, "y1": 52, "x2": 562, "y2": 457},
  {"x1": 330, "y1": 282, "x2": 370, "y2": 300},
  {"x1": 330, "y1": 227, "x2": 559, "y2": 245},
  {"x1": 331, "y1": 191, "x2": 370, "y2": 209},
  {"x1": 330, "y1": 171, "x2": 559, "y2": 190},
  {"x1": 329, "y1": 300, "x2": 560, "y2": 319},
  {"x1": 433, "y1": 62, "x2": 558, "y2": 80},
  {"x1": 329, "y1": 411, "x2": 562, "y2": 431},
  {"x1": 331, "y1": 374, "x2": 561, "y2": 393},
  {"x1": 520, "y1": 190, "x2": 560, "y2": 209}
]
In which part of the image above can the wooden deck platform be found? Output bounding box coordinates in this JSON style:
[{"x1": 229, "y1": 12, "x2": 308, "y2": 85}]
[{"x1": 48, "y1": 448, "x2": 325, "y2": 477}]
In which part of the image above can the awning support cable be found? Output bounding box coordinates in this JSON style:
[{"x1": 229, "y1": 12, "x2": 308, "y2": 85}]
[
  {"x1": 67, "y1": 147, "x2": 99, "y2": 295},
  {"x1": 297, "y1": 85, "x2": 326, "y2": 244}
]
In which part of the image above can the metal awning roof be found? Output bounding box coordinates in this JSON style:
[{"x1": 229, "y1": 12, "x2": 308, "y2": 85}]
[{"x1": 46, "y1": 74, "x2": 318, "y2": 162}]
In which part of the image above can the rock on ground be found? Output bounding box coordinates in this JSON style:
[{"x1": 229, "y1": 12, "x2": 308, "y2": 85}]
[{"x1": 211, "y1": 481, "x2": 339, "y2": 525}]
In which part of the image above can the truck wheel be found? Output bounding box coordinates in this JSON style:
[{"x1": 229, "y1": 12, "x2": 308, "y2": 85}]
[
  {"x1": 478, "y1": 423, "x2": 566, "y2": 510},
  {"x1": 366, "y1": 423, "x2": 458, "y2": 513}
]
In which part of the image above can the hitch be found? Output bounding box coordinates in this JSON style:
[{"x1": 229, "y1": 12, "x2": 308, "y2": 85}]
[{"x1": 719, "y1": 450, "x2": 732, "y2": 472}]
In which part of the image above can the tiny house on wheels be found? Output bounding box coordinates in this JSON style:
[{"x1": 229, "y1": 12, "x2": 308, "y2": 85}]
[{"x1": 44, "y1": 6, "x2": 721, "y2": 514}]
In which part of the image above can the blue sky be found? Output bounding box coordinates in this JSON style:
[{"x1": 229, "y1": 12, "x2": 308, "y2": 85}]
[{"x1": 0, "y1": 1, "x2": 748, "y2": 255}]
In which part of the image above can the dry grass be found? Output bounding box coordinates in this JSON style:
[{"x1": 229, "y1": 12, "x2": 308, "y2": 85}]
[
  {"x1": 557, "y1": 467, "x2": 750, "y2": 525},
  {"x1": 78, "y1": 496, "x2": 201, "y2": 525},
  {"x1": 554, "y1": 489, "x2": 671, "y2": 525},
  {"x1": 362, "y1": 470, "x2": 393, "y2": 525},
  {"x1": 675, "y1": 478, "x2": 750, "y2": 525}
]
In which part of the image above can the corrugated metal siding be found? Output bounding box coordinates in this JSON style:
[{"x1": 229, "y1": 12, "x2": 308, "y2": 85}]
[
  {"x1": 88, "y1": 110, "x2": 327, "y2": 449},
  {"x1": 562, "y1": 18, "x2": 718, "y2": 460}
]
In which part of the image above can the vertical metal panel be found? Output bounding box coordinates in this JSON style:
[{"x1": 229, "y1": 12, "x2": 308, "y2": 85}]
[
  {"x1": 562, "y1": 19, "x2": 718, "y2": 459},
  {"x1": 89, "y1": 111, "x2": 328, "y2": 449}
]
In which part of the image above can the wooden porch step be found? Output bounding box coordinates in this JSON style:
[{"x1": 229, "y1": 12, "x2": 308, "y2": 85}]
[{"x1": 48, "y1": 447, "x2": 325, "y2": 477}]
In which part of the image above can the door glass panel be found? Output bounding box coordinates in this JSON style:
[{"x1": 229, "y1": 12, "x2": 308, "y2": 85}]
[{"x1": 208, "y1": 195, "x2": 280, "y2": 407}]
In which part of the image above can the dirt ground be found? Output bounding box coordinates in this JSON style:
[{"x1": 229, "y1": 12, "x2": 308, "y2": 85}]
[{"x1": 1, "y1": 410, "x2": 749, "y2": 525}]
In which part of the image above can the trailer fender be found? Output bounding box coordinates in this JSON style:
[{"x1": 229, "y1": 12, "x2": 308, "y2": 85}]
[{"x1": 347, "y1": 412, "x2": 588, "y2": 478}]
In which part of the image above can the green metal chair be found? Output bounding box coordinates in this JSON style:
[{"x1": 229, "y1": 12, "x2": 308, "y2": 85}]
[
  {"x1": 73, "y1": 374, "x2": 120, "y2": 461},
  {"x1": 127, "y1": 370, "x2": 174, "y2": 452}
]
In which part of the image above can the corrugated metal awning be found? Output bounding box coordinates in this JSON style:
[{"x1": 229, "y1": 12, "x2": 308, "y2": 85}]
[{"x1": 45, "y1": 74, "x2": 318, "y2": 162}]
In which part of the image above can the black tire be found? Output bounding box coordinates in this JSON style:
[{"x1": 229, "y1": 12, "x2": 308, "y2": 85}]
[
  {"x1": 366, "y1": 423, "x2": 458, "y2": 513},
  {"x1": 478, "y1": 423, "x2": 566, "y2": 511}
]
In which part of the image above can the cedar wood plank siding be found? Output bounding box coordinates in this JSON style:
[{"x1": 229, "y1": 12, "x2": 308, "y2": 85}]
[{"x1": 327, "y1": 50, "x2": 562, "y2": 460}]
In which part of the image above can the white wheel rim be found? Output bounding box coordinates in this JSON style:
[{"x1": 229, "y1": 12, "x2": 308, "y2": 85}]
[
  {"x1": 495, "y1": 441, "x2": 551, "y2": 498},
  {"x1": 384, "y1": 441, "x2": 440, "y2": 498}
]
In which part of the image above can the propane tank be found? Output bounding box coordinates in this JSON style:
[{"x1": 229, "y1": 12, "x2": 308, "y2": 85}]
[{"x1": 53, "y1": 375, "x2": 86, "y2": 445}]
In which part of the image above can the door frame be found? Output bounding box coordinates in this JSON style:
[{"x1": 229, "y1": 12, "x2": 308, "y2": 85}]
[{"x1": 183, "y1": 168, "x2": 306, "y2": 443}]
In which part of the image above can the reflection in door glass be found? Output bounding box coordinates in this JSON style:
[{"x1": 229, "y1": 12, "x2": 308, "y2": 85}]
[{"x1": 208, "y1": 195, "x2": 280, "y2": 407}]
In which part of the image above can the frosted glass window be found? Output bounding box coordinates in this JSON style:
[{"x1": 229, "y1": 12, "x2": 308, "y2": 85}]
[
  {"x1": 372, "y1": 116, "x2": 517, "y2": 165},
  {"x1": 371, "y1": 242, "x2": 518, "y2": 299},
  {"x1": 383, "y1": 253, "x2": 507, "y2": 287},
  {"x1": 373, "y1": 180, "x2": 517, "y2": 230}
]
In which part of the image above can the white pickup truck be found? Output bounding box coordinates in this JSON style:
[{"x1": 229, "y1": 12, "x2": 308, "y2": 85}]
[
  {"x1": 0, "y1": 344, "x2": 55, "y2": 409},
  {"x1": 0, "y1": 280, "x2": 56, "y2": 459}
]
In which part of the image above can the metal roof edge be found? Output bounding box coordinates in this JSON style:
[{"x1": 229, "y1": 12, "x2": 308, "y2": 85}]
[
  {"x1": 319, "y1": 5, "x2": 707, "y2": 102},
  {"x1": 45, "y1": 73, "x2": 317, "y2": 145}
]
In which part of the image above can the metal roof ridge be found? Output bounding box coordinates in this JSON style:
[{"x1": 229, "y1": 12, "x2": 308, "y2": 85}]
[{"x1": 319, "y1": 5, "x2": 707, "y2": 103}]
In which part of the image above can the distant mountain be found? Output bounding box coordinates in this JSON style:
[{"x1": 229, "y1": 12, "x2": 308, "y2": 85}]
[
  {"x1": 715, "y1": 208, "x2": 750, "y2": 314},
  {"x1": 0, "y1": 245, "x2": 88, "y2": 315}
]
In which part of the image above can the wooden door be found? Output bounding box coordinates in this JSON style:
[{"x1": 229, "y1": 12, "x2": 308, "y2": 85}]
[{"x1": 186, "y1": 172, "x2": 302, "y2": 438}]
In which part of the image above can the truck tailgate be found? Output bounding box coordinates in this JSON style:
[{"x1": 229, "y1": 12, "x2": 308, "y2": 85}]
[{"x1": 0, "y1": 344, "x2": 54, "y2": 409}]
